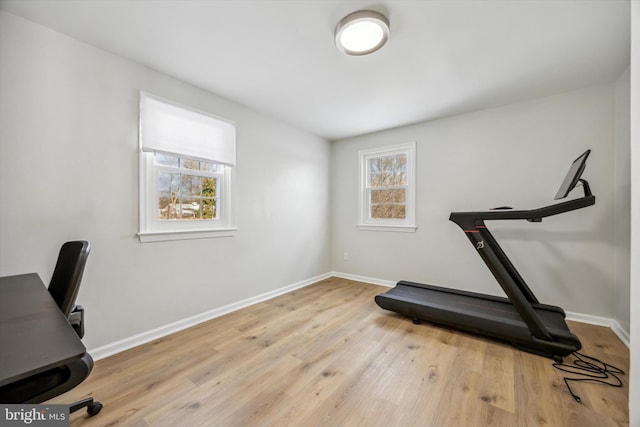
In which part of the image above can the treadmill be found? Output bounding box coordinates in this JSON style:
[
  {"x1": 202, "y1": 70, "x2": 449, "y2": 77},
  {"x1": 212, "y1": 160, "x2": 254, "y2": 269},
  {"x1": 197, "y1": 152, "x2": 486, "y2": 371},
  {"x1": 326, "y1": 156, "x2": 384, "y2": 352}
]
[{"x1": 375, "y1": 150, "x2": 595, "y2": 360}]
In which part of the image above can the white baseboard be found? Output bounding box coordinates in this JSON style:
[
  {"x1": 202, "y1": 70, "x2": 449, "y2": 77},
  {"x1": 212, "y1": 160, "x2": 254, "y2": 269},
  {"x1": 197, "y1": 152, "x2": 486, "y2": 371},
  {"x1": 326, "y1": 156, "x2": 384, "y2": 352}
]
[
  {"x1": 90, "y1": 271, "x2": 630, "y2": 360},
  {"x1": 565, "y1": 310, "x2": 614, "y2": 327},
  {"x1": 566, "y1": 311, "x2": 630, "y2": 347},
  {"x1": 333, "y1": 271, "x2": 631, "y2": 349},
  {"x1": 89, "y1": 272, "x2": 332, "y2": 360},
  {"x1": 330, "y1": 271, "x2": 396, "y2": 287},
  {"x1": 610, "y1": 320, "x2": 630, "y2": 347}
]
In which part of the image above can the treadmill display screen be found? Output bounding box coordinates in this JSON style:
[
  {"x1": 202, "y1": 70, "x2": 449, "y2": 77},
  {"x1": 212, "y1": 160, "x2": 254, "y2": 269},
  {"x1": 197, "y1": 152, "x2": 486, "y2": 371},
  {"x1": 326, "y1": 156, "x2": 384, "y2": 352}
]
[{"x1": 554, "y1": 149, "x2": 591, "y2": 200}]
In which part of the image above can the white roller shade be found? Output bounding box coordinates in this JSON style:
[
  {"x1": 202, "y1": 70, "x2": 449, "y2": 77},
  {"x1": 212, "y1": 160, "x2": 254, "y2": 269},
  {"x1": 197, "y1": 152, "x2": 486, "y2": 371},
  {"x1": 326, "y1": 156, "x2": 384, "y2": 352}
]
[{"x1": 140, "y1": 93, "x2": 236, "y2": 166}]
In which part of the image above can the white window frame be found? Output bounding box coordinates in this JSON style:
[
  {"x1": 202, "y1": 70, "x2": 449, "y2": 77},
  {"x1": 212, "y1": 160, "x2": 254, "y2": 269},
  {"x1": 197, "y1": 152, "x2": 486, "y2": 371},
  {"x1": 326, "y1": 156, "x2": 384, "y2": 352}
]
[
  {"x1": 358, "y1": 142, "x2": 417, "y2": 232},
  {"x1": 138, "y1": 154, "x2": 236, "y2": 242},
  {"x1": 137, "y1": 93, "x2": 237, "y2": 243}
]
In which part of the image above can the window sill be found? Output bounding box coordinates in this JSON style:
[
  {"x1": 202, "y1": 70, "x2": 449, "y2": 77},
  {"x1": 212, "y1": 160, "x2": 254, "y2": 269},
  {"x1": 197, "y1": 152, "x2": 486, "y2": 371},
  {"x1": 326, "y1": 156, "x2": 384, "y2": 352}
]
[
  {"x1": 356, "y1": 224, "x2": 417, "y2": 233},
  {"x1": 137, "y1": 228, "x2": 237, "y2": 243}
]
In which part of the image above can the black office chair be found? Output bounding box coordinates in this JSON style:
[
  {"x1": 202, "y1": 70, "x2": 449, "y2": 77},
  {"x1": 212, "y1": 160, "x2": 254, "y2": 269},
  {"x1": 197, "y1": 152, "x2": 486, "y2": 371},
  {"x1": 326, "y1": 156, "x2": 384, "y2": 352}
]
[
  {"x1": 48, "y1": 241, "x2": 91, "y2": 338},
  {"x1": 0, "y1": 241, "x2": 102, "y2": 416}
]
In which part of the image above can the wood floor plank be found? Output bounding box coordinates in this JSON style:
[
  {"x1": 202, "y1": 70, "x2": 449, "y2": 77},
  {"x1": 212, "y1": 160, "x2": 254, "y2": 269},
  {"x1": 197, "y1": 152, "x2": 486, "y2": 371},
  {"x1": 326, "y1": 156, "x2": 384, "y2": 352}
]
[{"x1": 48, "y1": 278, "x2": 629, "y2": 426}]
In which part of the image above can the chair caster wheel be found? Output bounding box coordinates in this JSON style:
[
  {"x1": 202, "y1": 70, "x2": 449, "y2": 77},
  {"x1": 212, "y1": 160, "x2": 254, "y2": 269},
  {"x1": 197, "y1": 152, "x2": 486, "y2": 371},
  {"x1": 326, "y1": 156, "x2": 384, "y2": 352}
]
[
  {"x1": 87, "y1": 402, "x2": 103, "y2": 417},
  {"x1": 412, "y1": 318, "x2": 421, "y2": 325}
]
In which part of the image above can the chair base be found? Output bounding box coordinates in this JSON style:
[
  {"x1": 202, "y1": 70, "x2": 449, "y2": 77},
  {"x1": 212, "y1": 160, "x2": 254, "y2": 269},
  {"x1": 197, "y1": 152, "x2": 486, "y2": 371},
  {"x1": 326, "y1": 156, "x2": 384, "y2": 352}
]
[
  {"x1": 70, "y1": 397, "x2": 103, "y2": 417},
  {"x1": 0, "y1": 352, "x2": 99, "y2": 418}
]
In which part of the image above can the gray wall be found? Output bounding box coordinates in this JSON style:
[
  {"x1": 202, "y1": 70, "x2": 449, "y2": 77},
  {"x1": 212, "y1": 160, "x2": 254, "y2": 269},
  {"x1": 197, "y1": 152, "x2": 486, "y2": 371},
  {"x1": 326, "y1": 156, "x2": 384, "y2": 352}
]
[
  {"x1": 614, "y1": 67, "x2": 631, "y2": 334},
  {"x1": 628, "y1": 2, "x2": 639, "y2": 424},
  {"x1": 0, "y1": 11, "x2": 331, "y2": 351},
  {"x1": 332, "y1": 85, "x2": 618, "y2": 319}
]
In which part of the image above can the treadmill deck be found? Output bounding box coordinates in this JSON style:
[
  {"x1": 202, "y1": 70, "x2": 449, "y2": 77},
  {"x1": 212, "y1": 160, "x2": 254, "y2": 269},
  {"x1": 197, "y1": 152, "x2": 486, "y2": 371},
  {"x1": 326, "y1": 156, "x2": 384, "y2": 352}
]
[{"x1": 375, "y1": 281, "x2": 581, "y2": 358}]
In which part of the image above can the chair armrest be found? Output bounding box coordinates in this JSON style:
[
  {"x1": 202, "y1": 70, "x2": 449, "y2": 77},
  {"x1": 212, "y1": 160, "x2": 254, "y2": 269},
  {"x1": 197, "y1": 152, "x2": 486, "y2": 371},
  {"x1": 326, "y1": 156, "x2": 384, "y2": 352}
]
[{"x1": 69, "y1": 305, "x2": 84, "y2": 338}]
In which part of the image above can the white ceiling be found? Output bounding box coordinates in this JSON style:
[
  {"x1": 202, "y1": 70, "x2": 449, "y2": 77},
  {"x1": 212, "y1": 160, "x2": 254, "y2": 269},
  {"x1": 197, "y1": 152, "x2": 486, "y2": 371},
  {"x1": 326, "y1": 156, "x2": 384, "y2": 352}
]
[{"x1": 0, "y1": 0, "x2": 630, "y2": 140}]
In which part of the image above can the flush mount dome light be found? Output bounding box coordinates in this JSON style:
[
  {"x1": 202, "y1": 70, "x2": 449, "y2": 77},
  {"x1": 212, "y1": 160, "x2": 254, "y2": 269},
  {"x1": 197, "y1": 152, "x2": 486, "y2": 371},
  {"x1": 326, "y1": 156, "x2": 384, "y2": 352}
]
[{"x1": 335, "y1": 10, "x2": 389, "y2": 56}]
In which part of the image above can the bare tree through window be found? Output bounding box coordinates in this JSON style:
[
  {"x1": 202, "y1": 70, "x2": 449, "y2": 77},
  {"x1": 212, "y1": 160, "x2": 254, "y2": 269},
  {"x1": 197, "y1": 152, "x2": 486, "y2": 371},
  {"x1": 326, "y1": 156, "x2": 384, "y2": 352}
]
[
  {"x1": 156, "y1": 154, "x2": 220, "y2": 221},
  {"x1": 368, "y1": 154, "x2": 407, "y2": 219}
]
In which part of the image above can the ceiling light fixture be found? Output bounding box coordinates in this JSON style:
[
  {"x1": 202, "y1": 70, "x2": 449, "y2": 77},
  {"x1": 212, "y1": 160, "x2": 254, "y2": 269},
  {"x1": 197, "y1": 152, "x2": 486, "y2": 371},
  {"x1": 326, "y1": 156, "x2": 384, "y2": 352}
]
[{"x1": 335, "y1": 10, "x2": 390, "y2": 56}]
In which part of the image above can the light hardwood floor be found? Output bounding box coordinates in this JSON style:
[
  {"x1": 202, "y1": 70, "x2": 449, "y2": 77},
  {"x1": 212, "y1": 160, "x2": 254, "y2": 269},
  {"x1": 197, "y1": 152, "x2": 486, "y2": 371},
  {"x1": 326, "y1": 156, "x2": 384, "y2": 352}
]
[{"x1": 51, "y1": 278, "x2": 629, "y2": 426}]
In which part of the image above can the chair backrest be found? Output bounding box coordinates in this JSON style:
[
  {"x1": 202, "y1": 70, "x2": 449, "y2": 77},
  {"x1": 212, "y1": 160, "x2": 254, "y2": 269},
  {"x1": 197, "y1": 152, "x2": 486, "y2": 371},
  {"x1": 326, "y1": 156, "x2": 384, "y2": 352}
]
[{"x1": 48, "y1": 241, "x2": 90, "y2": 317}]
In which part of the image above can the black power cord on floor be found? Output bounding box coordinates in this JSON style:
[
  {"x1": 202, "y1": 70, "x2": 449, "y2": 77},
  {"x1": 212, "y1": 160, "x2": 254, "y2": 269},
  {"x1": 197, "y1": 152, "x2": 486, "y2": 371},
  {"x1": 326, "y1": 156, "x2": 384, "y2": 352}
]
[{"x1": 552, "y1": 351, "x2": 625, "y2": 403}]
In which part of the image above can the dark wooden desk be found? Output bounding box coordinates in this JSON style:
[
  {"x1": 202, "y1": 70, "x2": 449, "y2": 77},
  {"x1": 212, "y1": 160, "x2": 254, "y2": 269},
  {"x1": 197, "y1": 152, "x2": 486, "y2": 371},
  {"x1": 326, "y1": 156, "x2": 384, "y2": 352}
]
[{"x1": 0, "y1": 273, "x2": 87, "y2": 387}]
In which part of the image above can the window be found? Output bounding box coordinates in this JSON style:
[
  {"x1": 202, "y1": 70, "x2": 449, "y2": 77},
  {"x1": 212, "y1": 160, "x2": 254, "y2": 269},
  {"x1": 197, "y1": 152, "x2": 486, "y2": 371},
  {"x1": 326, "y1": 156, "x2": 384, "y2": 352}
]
[
  {"x1": 138, "y1": 92, "x2": 236, "y2": 242},
  {"x1": 358, "y1": 142, "x2": 416, "y2": 232}
]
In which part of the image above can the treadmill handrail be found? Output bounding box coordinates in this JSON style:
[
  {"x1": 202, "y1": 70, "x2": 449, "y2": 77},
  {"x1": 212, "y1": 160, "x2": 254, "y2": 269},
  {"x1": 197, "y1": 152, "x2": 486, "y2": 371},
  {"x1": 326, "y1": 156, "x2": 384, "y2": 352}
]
[
  {"x1": 449, "y1": 194, "x2": 595, "y2": 227},
  {"x1": 446, "y1": 181, "x2": 595, "y2": 348},
  {"x1": 376, "y1": 155, "x2": 593, "y2": 359}
]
